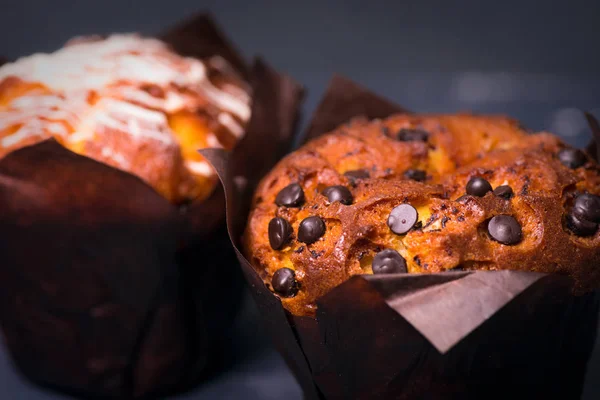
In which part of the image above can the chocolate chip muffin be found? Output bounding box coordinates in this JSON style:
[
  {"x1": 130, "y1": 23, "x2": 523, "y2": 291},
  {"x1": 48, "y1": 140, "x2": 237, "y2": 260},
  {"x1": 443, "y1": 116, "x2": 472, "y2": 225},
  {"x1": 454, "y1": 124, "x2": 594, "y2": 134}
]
[
  {"x1": 0, "y1": 34, "x2": 251, "y2": 203},
  {"x1": 245, "y1": 114, "x2": 600, "y2": 316}
]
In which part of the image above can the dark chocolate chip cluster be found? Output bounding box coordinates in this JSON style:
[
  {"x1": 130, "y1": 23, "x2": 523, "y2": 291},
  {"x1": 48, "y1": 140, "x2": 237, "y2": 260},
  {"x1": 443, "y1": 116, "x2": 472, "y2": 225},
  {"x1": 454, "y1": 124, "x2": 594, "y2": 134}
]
[
  {"x1": 463, "y1": 176, "x2": 522, "y2": 244},
  {"x1": 268, "y1": 182, "x2": 356, "y2": 296}
]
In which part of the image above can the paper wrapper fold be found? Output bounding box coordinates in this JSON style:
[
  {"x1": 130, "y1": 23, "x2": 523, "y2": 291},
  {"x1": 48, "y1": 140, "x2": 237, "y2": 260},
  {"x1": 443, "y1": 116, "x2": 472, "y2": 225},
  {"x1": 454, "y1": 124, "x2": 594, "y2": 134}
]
[
  {"x1": 0, "y1": 14, "x2": 303, "y2": 399},
  {"x1": 204, "y1": 75, "x2": 600, "y2": 399},
  {"x1": 585, "y1": 112, "x2": 600, "y2": 162}
]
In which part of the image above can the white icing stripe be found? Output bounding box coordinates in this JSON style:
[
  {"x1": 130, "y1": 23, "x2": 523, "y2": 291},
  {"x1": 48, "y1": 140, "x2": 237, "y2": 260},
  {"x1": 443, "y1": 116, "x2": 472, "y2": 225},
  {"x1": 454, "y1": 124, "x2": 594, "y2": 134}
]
[
  {"x1": 92, "y1": 99, "x2": 173, "y2": 145},
  {"x1": 185, "y1": 160, "x2": 214, "y2": 176},
  {"x1": 69, "y1": 130, "x2": 92, "y2": 143},
  {"x1": 101, "y1": 147, "x2": 130, "y2": 168},
  {"x1": 206, "y1": 133, "x2": 224, "y2": 148},
  {"x1": 222, "y1": 82, "x2": 252, "y2": 103},
  {"x1": 218, "y1": 112, "x2": 244, "y2": 138},
  {"x1": 45, "y1": 122, "x2": 68, "y2": 136},
  {"x1": 10, "y1": 94, "x2": 63, "y2": 108},
  {"x1": 2, "y1": 124, "x2": 40, "y2": 147},
  {"x1": 198, "y1": 78, "x2": 251, "y2": 121}
]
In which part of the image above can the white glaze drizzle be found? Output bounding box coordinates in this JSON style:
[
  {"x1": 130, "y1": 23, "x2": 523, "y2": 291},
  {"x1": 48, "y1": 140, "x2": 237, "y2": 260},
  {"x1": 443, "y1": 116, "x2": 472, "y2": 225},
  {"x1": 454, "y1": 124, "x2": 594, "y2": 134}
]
[
  {"x1": 185, "y1": 159, "x2": 214, "y2": 177},
  {"x1": 0, "y1": 34, "x2": 251, "y2": 177},
  {"x1": 218, "y1": 112, "x2": 244, "y2": 138}
]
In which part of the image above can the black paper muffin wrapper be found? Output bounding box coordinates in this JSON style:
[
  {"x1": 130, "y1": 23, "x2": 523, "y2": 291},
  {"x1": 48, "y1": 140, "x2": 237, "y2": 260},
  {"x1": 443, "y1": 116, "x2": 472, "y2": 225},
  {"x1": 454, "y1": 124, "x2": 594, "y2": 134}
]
[
  {"x1": 203, "y1": 75, "x2": 600, "y2": 400},
  {"x1": 0, "y1": 14, "x2": 303, "y2": 399}
]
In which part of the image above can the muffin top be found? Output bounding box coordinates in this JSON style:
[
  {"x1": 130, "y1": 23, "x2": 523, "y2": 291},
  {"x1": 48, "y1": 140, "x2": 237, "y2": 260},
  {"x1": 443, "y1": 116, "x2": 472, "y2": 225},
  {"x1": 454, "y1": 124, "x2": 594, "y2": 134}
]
[
  {"x1": 245, "y1": 113, "x2": 600, "y2": 316},
  {"x1": 0, "y1": 34, "x2": 251, "y2": 203}
]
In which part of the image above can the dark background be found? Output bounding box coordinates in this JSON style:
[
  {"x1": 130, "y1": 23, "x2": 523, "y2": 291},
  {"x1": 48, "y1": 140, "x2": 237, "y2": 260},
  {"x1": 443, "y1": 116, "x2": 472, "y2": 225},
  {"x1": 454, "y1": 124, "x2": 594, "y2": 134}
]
[{"x1": 1, "y1": 0, "x2": 599, "y2": 398}]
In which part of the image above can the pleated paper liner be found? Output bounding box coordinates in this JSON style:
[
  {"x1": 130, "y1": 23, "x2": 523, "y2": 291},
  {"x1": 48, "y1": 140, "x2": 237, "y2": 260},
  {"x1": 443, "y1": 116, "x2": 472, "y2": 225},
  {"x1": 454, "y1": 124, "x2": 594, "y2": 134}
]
[
  {"x1": 0, "y1": 13, "x2": 303, "y2": 399},
  {"x1": 585, "y1": 112, "x2": 600, "y2": 163},
  {"x1": 202, "y1": 75, "x2": 600, "y2": 400}
]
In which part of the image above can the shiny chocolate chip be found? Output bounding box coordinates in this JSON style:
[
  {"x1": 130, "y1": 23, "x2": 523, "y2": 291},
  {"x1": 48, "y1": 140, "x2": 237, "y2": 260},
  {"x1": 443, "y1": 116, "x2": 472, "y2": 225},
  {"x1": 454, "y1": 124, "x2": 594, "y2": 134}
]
[
  {"x1": 466, "y1": 177, "x2": 493, "y2": 197},
  {"x1": 493, "y1": 185, "x2": 514, "y2": 200},
  {"x1": 387, "y1": 204, "x2": 418, "y2": 235},
  {"x1": 558, "y1": 148, "x2": 587, "y2": 169},
  {"x1": 344, "y1": 169, "x2": 370, "y2": 185},
  {"x1": 573, "y1": 193, "x2": 600, "y2": 223},
  {"x1": 566, "y1": 214, "x2": 598, "y2": 237},
  {"x1": 372, "y1": 249, "x2": 408, "y2": 274},
  {"x1": 298, "y1": 216, "x2": 326, "y2": 244},
  {"x1": 322, "y1": 185, "x2": 353, "y2": 205},
  {"x1": 396, "y1": 128, "x2": 429, "y2": 142},
  {"x1": 275, "y1": 183, "x2": 305, "y2": 207},
  {"x1": 272, "y1": 268, "x2": 298, "y2": 297},
  {"x1": 488, "y1": 215, "x2": 522, "y2": 245},
  {"x1": 268, "y1": 217, "x2": 293, "y2": 250},
  {"x1": 404, "y1": 169, "x2": 427, "y2": 182}
]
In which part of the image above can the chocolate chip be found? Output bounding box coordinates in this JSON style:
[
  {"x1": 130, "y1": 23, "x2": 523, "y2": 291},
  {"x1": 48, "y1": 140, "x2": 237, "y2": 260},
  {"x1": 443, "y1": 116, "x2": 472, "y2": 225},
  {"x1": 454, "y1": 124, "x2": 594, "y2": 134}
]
[
  {"x1": 396, "y1": 128, "x2": 429, "y2": 142},
  {"x1": 573, "y1": 193, "x2": 600, "y2": 223},
  {"x1": 344, "y1": 169, "x2": 370, "y2": 185},
  {"x1": 493, "y1": 185, "x2": 514, "y2": 200},
  {"x1": 422, "y1": 213, "x2": 438, "y2": 229},
  {"x1": 466, "y1": 177, "x2": 493, "y2": 197},
  {"x1": 488, "y1": 215, "x2": 522, "y2": 245},
  {"x1": 455, "y1": 195, "x2": 470, "y2": 203},
  {"x1": 271, "y1": 268, "x2": 298, "y2": 297},
  {"x1": 566, "y1": 214, "x2": 598, "y2": 236},
  {"x1": 372, "y1": 249, "x2": 407, "y2": 274},
  {"x1": 268, "y1": 217, "x2": 293, "y2": 250},
  {"x1": 387, "y1": 204, "x2": 418, "y2": 235},
  {"x1": 275, "y1": 183, "x2": 305, "y2": 207},
  {"x1": 403, "y1": 169, "x2": 427, "y2": 182},
  {"x1": 441, "y1": 216, "x2": 450, "y2": 228},
  {"x1": 294, "y1": 246, "x2": 304, "y2": 253},
  {"x1": 310, "y1": 250, "x2": 324, "y2": 258},
  {"x1": 322, "y1": 185, "x2": 353, "y2": 205},
  {"x1": 413, "y1": 255, "x2": 422, "y2": 267},
  {"x1": 558, "y1": 148, "x2": 587, "y2": 169},
  {"x1": 298, "y1": 216, "x2": 326, "y2": 244}
]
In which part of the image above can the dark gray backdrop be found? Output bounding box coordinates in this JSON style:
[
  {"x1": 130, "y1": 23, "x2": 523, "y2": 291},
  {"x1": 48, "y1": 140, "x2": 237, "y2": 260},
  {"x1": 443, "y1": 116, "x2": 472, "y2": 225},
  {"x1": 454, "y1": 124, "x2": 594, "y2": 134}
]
[{"x1": 1, "y1": 1, "x2": 599, "y2": 399}]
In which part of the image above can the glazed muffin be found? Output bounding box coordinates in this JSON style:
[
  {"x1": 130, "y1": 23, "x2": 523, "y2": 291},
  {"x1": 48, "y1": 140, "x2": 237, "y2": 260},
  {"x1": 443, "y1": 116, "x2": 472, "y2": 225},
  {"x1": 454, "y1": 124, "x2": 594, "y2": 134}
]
[
  {"x1": 245, "y1": 114, "x2": 600, "y2": 316},
  {"x1": 0, "y1": 34, "x2": 251, "y2": 203}
]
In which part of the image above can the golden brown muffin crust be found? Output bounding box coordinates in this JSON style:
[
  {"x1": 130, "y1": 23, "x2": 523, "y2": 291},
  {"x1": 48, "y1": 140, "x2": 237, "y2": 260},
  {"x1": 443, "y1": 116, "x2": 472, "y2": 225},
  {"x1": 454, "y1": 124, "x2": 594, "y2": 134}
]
[{"x1": 245, "y1": 114, "x2": 600, "y2": 316}]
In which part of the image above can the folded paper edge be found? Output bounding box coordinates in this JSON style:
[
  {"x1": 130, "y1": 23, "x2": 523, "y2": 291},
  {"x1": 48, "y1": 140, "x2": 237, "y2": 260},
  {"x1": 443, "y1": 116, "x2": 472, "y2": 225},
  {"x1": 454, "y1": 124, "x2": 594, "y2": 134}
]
[
  {"x1": 159, "y1": 12, "x2": 249, "y2": 78},
  {"x1": 369, "y1": 271, "x2": 545, "y2": 353},
  {"x1": 200, "y1": 148, "x2": 323, "y2": 399},
  {"x1": 584, "y1": 111, "x2": 600, "y2": 162},
  {"x1": 302, "y1": 74, "x2": 410, "y2": 144}
]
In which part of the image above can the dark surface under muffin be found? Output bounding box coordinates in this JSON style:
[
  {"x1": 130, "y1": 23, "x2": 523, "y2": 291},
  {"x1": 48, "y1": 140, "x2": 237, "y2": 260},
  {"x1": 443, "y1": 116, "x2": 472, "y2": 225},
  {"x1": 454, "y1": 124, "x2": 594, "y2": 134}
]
[{"x1": 245, "y1": 114, "x2": 600, "y2": 316}]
